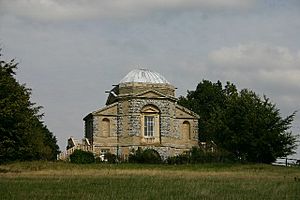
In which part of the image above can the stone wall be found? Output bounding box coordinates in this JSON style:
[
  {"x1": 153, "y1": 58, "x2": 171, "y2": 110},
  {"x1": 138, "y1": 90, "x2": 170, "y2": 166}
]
[
  {"x1": 85, "y1": 81, "x2": 199, "y2": 159},
  {"x1": 118, "y1": 98, "x2": 176, "y2": 138},
  {"x1": 119, "y1": 82, "x2": 175, "y2": 97}
]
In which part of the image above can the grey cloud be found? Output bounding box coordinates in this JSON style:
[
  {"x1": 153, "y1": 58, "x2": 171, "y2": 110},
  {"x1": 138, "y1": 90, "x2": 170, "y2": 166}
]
[{"x1": 0, "y1": 0, "x2": 256, "y2": 21}]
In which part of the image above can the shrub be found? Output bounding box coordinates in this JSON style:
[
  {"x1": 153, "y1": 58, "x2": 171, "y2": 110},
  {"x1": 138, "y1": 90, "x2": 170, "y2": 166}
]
[
  {"x1": 104, "y1": 152, "x2": 117, "y2": 163},
  {"x1": 142, "y1": 149, "x2": 162, "y2": 164},
  {"x1": 167, "y1": 153, "x2": 190, "y2": 165},
  {"x1": 69, "y1": 149, "x2": 95, "y2": 164},
  {"x1": 128, "y1": 148, "x2": 143, "y2": 163},
  {"x1": 128, "y1": 148, "x2": 162, "y2": 164},
  {"x1": 167, "y1": 147, "x2": 236, "y2": 164}
]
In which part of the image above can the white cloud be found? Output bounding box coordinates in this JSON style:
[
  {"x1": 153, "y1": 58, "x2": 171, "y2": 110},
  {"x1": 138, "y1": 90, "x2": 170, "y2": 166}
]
[
  {"x1": 209, "y1": 43, "x2": 300, "y2": 71},
  {"x1": 207, "y1": 43, "x2": 300, "y2": 87},
  {"x1": 0, "y1": 0, "x2": 256, "y2": 21},
  {"x1": 207, "y1": 43, "x2": 300, "y2": 115}
]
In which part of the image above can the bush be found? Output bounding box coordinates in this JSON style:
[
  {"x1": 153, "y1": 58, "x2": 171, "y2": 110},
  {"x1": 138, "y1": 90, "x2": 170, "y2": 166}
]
[
  {"x1": 167, "y1": 147, "x2": 236, "y2": 164},
  {"x1": 128, "y1": 148, "x2": 142, "y2": 163},
  {"x1": 95, "y1": 152, "x2": 117, "y2": 163},
  {"x1": 128, "y1": 148, "x2": 162, "y2": 164},
  {"x1": 105, "y1": 152, "x2": 117, "y2": 163},
  {"x1": 69, "y1": 149, "x2": 95, "y2": 164},
  {"x1": 166, "y1": 153, "x2": 190, "y2": 165}
]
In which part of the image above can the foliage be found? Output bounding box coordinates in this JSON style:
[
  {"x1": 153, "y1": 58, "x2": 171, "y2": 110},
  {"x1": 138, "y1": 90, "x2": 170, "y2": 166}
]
[
  {"x1": 69, "y1": 149, "x2": 95, "y2": 164},
  {"x1": 178, "y1": 80, "x2": 298, "y2": 163},
  {"x1": 0, "y1": 51, "x2": 60, "y2": 163},
  {"x1": 166, "y1": 152, "x2": 190, "y2": 164},
  {"x1": 167, "y1": 146, "x2": 235, "y2": 164},
  {"x1": 95, "y1": 152, "x2": 117, "y2": 163},
  {"x1": 104, "y1": 152, "x2": 117, "y2": 163},
  {"x1": 128, "y1": 148, "x2": 162, "y2": 164}
]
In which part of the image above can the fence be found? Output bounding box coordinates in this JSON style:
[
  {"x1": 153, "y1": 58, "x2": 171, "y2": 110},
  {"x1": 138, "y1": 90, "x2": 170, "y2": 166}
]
[
  {"x1": 57, "y1": 145, "x2": 93, "y2": 160},
  {"x1": 271, "y1": 157, "x2": 299, "y2": 166}
]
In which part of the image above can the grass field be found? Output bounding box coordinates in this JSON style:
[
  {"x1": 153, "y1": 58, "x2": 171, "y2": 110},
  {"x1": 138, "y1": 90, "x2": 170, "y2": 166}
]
[{"x1": 0, "y1": 162, "x2": 300, "y2": 200}]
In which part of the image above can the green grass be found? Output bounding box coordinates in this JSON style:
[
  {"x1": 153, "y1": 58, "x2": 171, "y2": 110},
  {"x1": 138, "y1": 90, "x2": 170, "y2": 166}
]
[{"x1": 0, "y1": 162, "x2": 300, "y2": 200}]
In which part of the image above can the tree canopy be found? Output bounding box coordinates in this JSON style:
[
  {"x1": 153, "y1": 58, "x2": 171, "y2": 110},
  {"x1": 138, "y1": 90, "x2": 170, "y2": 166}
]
[
  {"x1": 0, "y1": 52, "x2": 59, "y2": 163},
  {"x1": 178, "y1": 80, "x2": 298, "y2": 163}
]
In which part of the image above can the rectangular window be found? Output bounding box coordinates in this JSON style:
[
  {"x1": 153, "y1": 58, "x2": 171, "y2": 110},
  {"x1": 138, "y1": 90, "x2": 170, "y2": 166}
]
[
  {"x1": 144, "y1": 116, "x2": 154, "y2": 137},
  {"x1": 100, "y1": 149, "x2": 109, "y2": 156}
]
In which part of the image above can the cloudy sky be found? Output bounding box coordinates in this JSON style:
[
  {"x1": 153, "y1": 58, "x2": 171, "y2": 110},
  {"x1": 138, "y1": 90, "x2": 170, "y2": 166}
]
[{"x1": 1, "y1": 0, "x2": 300, "y2": 158}]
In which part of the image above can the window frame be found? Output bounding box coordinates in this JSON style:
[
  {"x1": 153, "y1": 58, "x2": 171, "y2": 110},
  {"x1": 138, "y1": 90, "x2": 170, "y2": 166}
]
[
  {"x1": 141, "y1": 105, "x2": 160, "y2": 142},
  {"x1": 144, "y1": 115, "x2": 155, "y2": 137}
]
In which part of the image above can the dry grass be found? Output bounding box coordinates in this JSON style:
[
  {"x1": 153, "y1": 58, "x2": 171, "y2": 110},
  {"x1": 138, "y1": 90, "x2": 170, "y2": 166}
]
[{"x1": 0, "y1": 162, "x2": 300, "y2": 200}]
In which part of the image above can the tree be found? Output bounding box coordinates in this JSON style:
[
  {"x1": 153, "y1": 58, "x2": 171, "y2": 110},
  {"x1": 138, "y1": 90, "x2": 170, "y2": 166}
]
[
  {"x1": 0, "y1": 51, "x2": 59, "y2": 163},
  {"x1": 178, "y1": 80, "x2": 226, "y2": 142},
  {"x1": 178, "y1": 80, "x2": 298, "y2": 163}
]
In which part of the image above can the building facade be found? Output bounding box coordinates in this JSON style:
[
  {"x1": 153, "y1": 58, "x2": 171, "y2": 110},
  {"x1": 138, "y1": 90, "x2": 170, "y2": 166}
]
[
  {"x1": 81, "y1": 69, "x2": 199, "y2": 159},
  {"x1": 59, "y1": 69, "x2": 199, "y2": 160}
]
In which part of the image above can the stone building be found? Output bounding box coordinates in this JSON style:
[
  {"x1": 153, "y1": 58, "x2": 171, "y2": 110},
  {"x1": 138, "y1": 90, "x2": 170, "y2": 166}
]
[{"x1": 60, "y1": 69, "x2": 199, "y2": 160}]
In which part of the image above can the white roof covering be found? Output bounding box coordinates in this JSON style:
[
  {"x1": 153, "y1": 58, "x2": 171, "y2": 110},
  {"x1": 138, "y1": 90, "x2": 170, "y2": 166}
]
[{"x1": 120, "y1": 69, "x2": 170, "y2": 84}]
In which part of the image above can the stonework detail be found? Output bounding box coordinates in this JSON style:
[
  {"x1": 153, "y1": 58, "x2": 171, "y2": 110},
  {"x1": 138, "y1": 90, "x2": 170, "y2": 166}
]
[{"x1": 81, "y1": 69, "x2": 199, "y2": 159}]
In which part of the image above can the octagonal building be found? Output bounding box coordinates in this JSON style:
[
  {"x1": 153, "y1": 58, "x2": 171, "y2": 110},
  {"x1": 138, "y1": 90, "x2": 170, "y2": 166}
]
[{"x1": 83, "y1": 69, "x2": 199, "y2": 159}]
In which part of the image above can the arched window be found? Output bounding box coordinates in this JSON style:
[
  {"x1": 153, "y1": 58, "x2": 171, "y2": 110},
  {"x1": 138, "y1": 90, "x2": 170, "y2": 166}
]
[
  {"x1": 182, "y1": 121, "x2": 191, "y2": 140},
  {"x1": 102, "y1": 118, "x2": 110, "y2": 137}
]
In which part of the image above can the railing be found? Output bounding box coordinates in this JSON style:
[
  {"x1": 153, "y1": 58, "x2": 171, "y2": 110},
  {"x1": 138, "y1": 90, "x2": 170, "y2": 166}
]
[
  {"x1": 144, "y1": 137, "x2": 155, "y2": 144},
  {"x1": 271, "y1": 157, "x2": 299, "y2": 167},
  {"x1": 57, "y1": 145, "x2": 93, "y2": 160}
]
